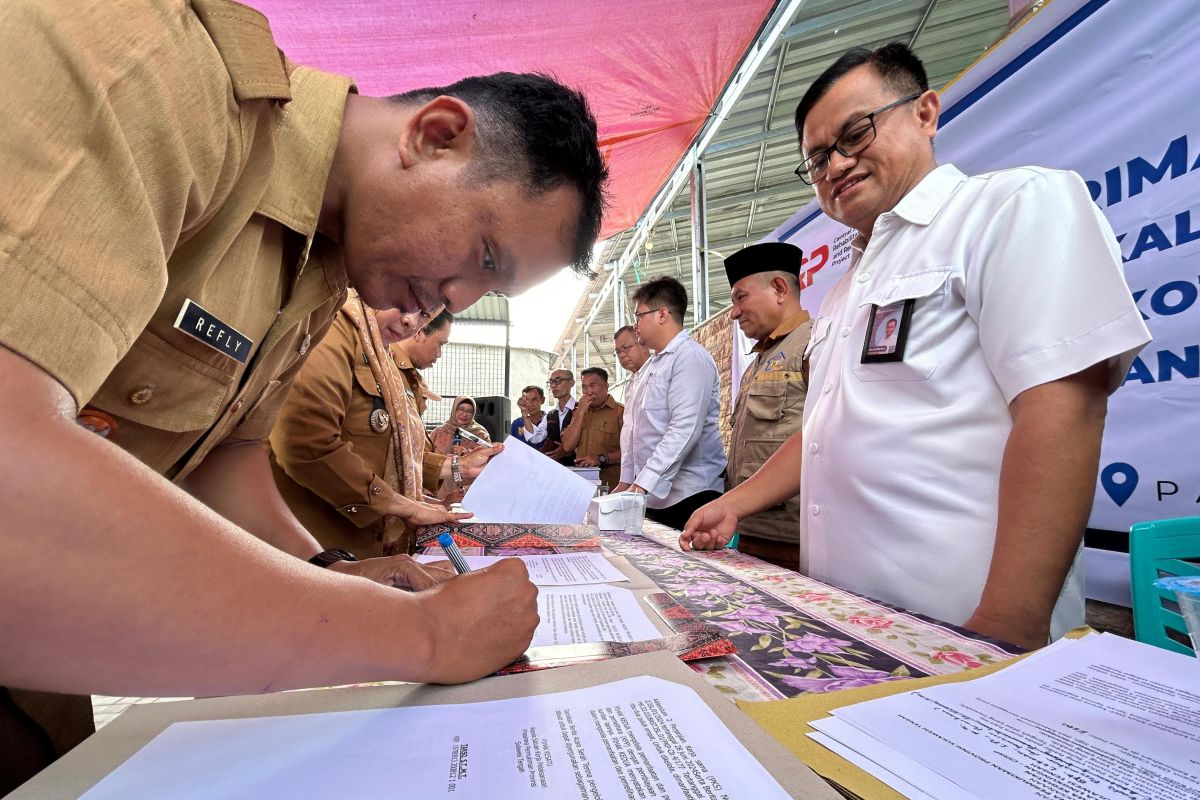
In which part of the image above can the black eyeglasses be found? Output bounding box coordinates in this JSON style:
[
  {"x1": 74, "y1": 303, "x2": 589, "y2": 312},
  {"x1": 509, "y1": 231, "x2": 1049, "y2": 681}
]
[
  {"x1": 794, "y1": 92, "x2": 922, "y2": 185},
  {"x1": 547, "y1": 377, "x2": 572, "y2": 386},
  {"x1": 633, "y1": 307, "x2": 663, "y2": 321}
]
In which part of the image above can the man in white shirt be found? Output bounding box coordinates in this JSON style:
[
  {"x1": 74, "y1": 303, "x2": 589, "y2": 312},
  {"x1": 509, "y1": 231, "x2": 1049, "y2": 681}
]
[
  {"x1": 614, "y1": 325, "x2": 651, "y2": 381},
  {"x1": 616, "y1": 277, "x2": 726, "y2": 530},
  {"x1": 614, "y1": 325, "x2": 651, "y2": 490},
  {"x1": 680, "y1": 42, "x2": 1150, "y2": 650}
]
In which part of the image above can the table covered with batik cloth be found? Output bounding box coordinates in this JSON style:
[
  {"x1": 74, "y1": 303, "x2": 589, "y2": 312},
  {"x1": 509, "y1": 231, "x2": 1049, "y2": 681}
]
[{"x1": 465, "y1": 520, "x2": 1022, "y2": 703}]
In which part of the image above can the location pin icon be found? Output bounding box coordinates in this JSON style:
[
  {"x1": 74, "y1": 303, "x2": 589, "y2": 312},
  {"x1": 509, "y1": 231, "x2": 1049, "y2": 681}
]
[{"x1": 1100, "y1": 462, "x2": 1138, "y2": 507}]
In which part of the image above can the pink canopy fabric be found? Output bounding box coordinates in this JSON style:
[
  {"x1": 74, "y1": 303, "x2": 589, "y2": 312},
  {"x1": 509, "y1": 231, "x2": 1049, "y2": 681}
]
[{"x1": 244, "y1": 0, "x2": 775, "y2": 238}]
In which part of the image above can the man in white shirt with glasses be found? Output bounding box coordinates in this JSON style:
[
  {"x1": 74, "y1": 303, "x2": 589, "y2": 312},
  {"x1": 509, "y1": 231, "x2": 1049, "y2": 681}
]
[
  {"x1": 681, "y1": 42, "x2": 1149, "y2": 650},
  {"x1": 616, "y1": 277, "x2": 726, "y2": 530}
]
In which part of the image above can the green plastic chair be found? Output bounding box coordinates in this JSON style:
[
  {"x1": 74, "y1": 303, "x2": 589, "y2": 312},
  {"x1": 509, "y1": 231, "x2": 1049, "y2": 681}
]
[{"x1": 1129, "y1": 516, "x2": 1200, "y2": 655}]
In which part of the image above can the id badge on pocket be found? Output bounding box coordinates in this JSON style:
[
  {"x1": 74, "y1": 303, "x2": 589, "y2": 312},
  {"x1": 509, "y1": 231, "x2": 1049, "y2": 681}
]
[{"x1": 860, "y1": 298, "x2": 914, "y2": 363}]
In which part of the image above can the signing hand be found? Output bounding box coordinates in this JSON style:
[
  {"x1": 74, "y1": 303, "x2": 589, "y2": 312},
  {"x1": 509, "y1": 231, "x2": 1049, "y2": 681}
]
[
  {"x1": 420, "y1": 558, "x2": 540, "y2": 683},
  {"x1": 460, "y1": 442, "x2": 503, "y2": 478},
  {"x1": 679, "y1": 499, "x2": 738, "y2": 551},
  {"x1": 328, "y1": 554, "x2": 454, "y2": 591}
]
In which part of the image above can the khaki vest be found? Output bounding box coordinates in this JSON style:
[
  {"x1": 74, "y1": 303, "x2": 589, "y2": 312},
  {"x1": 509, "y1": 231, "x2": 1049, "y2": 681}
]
[{"x1": 726, "y1": 319, "x2": 813, "y2": 544}]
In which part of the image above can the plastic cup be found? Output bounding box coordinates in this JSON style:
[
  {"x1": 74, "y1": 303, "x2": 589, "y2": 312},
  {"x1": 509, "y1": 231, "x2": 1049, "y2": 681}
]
[{"x1": 1154, "y1": 576, "x2": 1200, "y2": 655}]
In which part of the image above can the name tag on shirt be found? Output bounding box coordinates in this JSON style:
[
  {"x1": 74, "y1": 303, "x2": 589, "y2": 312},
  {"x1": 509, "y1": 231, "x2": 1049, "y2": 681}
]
[
  {"x1": 860, "y1": 298, "x2": 914, "y2": 364},
  {"x1": 173, "y1": 298, "x2": 254, "y2": 363}
]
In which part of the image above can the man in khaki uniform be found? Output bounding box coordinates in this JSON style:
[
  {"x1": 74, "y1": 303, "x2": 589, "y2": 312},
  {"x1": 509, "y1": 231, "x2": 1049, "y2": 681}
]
[
  {"x1": 560, "y1": 367, "x2": 624, "y2": 489},
  {"x1": 722, "y1": 242, "x2": 812, "y2": 571},
  {"x1": 0, "y1": 0, "x2": 607, "y2": 788}
]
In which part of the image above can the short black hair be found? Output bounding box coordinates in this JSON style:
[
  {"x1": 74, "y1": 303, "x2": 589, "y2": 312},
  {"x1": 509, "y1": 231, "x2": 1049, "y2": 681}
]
[
  {"x1": 794, "y1": 42, "x2": 929, "y2": 143},
  {"x1": 581, "y1": 367, "x2": 608, "y2": 383},
  {"x1": 632, "y1": 276, "x2": 687, "y2": 324},
  {"x1": 521, "y1": 385, "x2": 545, "y2": 401},
  {"x1": 422, "y1": 309, "x2": 453, "y2": 335},
  {"x1": 390, "y1": 73, "x2": 609, "y2": 277},
  {"x1": 613, "y1": 325, "x2": 635, "y2": 340}
]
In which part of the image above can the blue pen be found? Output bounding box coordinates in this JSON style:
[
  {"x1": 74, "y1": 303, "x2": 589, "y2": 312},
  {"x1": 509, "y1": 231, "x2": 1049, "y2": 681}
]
[{"x1": 438, "y1": 532, "x2": 473, "y2": 575}]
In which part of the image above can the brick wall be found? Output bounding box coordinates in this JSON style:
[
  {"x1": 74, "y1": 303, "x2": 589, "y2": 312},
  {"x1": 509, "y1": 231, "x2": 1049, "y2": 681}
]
[{"x1": 690, "y1": 307, "x2": 735, "y2": 449}]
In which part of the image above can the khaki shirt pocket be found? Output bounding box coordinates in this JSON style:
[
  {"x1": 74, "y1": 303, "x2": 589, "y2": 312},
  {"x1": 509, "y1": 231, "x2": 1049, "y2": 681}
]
[
  {"x1": 598, "y1": 418, "x2": 621, "y2": 450},
  {"x1": 745, "y1": 380, "x2": 786, "y2": 421},
  {"x1": 91, "y1": 328, "x2": 237, "y2": 433},
  {"x1": 345, "y1": 365, "x2": 384, "y2": 436}
]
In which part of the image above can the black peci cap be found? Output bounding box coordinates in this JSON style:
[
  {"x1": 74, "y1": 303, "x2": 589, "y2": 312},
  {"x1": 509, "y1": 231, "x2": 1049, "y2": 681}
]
[{"x1": 722, "y1": 241, "x2": 804, "y2": 287}]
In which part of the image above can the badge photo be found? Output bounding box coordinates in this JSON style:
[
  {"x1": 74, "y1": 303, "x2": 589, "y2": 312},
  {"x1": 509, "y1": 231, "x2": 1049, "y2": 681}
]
[{"x1": 860, "y1": 298, "x2": 914, "y2": 364}]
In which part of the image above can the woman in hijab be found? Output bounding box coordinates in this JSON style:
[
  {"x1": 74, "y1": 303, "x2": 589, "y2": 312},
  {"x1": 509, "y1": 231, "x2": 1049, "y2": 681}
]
[{"x1": 431, "y1": 396, "x2": 492, "y2": 456}]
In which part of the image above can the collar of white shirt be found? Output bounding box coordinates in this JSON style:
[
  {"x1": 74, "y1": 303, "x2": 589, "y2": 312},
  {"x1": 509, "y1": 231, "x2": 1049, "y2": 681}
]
[
  {"x1": 654, "y1": 328, "x2": 691, "y2": 357},
  {"x1": 853, "y1": 163, "x2": 968, "y2": 251}
]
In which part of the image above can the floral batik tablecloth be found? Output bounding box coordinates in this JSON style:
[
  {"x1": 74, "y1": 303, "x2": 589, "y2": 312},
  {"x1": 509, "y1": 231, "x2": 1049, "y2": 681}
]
[{"x1": 597, "y1": 522, "x2": 1022, "y2": 702}]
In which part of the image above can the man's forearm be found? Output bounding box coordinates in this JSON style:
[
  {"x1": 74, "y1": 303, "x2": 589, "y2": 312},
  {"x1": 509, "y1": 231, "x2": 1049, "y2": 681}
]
[
  {"x1": 0, "y1": 357, "x2": 444, "y2": 696},
  {"x1": 722, "y1": 430, "x2": 805, "y2": 517},
  {"x1": 559, "y1": 410, "x2": 585, "y2": 452},
  {"x1": 182, "y1": 441, "x2": 324, "y2": 559},
  {"x1": 971, "y1": 365, "x2": 1108, "y2": 646}
]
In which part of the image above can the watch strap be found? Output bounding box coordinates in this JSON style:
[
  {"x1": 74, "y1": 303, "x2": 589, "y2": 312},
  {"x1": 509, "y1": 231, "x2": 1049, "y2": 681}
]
[{"x1": 307, "y1": 548, "x2": 359, "y2": 568}]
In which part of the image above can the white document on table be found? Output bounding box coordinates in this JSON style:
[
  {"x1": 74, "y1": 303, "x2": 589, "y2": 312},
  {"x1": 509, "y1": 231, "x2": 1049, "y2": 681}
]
[
  {"x1": 462, "y1": 439, "x2": 595, "y2": 523},
  {"x1": 415, "y1": 552, "x2": 628, "y2": 586},
  {"x1": 826, "y1": 633, "x2": 1200, "y2": 800},
  {"x1": 532, "y1": 585, "x2": 661, "y2": 647},
  {"x1": 808, "y1": 718, "x2": 972, "y2": 800},
  {"x1": 79, "y1": 676, "x2": 793, "y2": 800}
]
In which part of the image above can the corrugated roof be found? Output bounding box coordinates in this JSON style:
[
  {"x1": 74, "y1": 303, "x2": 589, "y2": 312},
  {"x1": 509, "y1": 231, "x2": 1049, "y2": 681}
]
[{"x1": 553, "y1": 0, "x2": 1013, "y2": 375}]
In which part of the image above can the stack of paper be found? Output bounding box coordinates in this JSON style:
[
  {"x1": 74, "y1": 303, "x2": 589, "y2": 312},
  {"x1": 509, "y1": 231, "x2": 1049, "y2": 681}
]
[
  {"x1": 803, "y1": 633, "x2": 1200, "y2": 800},
  {"x1": 463, "y1": 439, "x2": 596, "y2": 523}
]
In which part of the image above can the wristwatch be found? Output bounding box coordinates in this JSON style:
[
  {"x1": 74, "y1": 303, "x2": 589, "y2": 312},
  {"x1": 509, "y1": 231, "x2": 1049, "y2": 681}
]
[
  {"x1": 451, "y1": 454, "x2": 464, "y2": 490},
  {"x1": 597, "y1": 452, "x2": 609, "y2": 466},
  {"x1": 307, "y1": 548, "x2": 359, "y2": 568}
]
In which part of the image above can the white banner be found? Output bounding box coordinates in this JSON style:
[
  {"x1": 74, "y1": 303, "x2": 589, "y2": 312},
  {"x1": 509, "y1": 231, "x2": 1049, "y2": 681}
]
[{"x1": 766, "y1": 0, "x2": 1200, "y2": 537}]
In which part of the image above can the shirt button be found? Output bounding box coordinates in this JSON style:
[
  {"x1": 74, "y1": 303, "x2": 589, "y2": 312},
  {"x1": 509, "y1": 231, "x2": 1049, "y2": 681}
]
[
  {"x1": 348, "y1": 506, "x2": 358, "y2": 514},
  {"x1": 841, "y1": 327, "x2": 851, "y2": 338},
  {"x1": 811, "y1": 504, "x2": 821, "y2": 516},
  {"x1": 128, "y1": 384, "x2": 155, "y2": 405},
  {"x1": 857, "y1": 272, "x2": 871, "y2": 283},
  {"x1": 370, "y1": 486, "x2": 381, "y2": 496},
  {"x1": 230, "y1": 400, "x2": 244, "y2": 415},
  {"x1": 298, "y1": 334, "x2": 312, "y2": 356},
  {"x1": 823, "y1": 384, "x2": 832, "y2": 395},
  {"x1": 810, "y1": 443, "x2": 819, "y2": 454}
]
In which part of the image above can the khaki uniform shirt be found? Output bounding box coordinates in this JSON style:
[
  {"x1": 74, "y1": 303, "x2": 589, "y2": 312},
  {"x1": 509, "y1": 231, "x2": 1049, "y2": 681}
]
[
  {"x1": 0, "y1": 0, "x2": 352, "y2": 770},
  {"x1": 726, "y1": 313, "x2": 813, "y2": 544},
  {"x1": 0, "y1": 0, "x2": 354, "y2": 482},
  {"x1": 573, "y1": 394, "x2": 625, "y2": 488}
]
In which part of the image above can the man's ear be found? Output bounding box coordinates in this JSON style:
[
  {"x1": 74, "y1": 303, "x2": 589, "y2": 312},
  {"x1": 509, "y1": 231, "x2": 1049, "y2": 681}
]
[
  {"x1": 397, "y1": 95, "x2": 477, "y2": 168},
  {"x1": 769, "y1": 275, "x2": 791, "y2": 299},
  {"x1": 915, "y1": 88, "x2": 940, "y2": 139}
]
